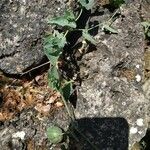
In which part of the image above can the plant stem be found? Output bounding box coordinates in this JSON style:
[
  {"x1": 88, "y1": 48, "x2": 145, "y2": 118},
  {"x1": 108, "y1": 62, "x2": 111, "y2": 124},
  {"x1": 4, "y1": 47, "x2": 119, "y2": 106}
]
[
  {"x1": 60, "y1": 95, "x2": 99, "y2": 149},
  {"x1": 20, "y1": 61, "x2": 50, "y2": 76},
  {"x1": 77, "y1": 8, "x2": 120, "y2": 32},
  {"x1": 75, "y1": 9, "x2": 83, "y2": 21},
  {"x1": 107, "y1": 8, "x2": 120, "y2": 25},
  {"x1": 60, "y1": 93, "x2": 74, "y2": 121},
  {"x1": 64, "y1": 30, "x2": 69, "y2": 37},
  {"x1": 87, "y1": 23, "x2": 103, "y2": 31},
  {"x1": 74, "y1": 23, "x2": 102, "y2": 32}
]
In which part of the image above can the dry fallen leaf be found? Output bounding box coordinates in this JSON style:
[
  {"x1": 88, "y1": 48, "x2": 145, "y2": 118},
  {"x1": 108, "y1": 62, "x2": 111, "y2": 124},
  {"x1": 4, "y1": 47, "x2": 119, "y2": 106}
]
[
  {"x1": 55, "y1": 101, "x2": 63, "y2": 107},
  {"x1": 47, "y1": 92, "x2": 61, "y2": 104},
  {"x1": 26, "y1": 139, "x2": 35, "y2": 150},
  {"x1": 34, "y1": 103, "x2": 51, "y2": 114},
  {"x1": 0, "y1": 72, "x2": 61, "y2": 121}
]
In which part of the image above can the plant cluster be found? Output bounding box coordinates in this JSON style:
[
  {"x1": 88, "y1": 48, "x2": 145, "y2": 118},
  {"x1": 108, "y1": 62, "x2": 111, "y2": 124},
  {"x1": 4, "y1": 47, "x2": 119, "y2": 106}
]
[
  {"x1": 141, "y1": 21, "x2": 150, "y2": 38},
  {"x1": 44, "y1": 0, "x2": 123, "y2": 105},
  {"x1": 44, "y1": 0, "x2": 125, "y2": 148}
]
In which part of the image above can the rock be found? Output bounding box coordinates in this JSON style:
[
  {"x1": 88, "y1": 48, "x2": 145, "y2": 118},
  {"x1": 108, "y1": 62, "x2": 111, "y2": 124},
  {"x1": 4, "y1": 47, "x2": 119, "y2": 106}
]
[
  {"x1": 75, "y1": 3, "x2": 148, "y2": 149},
  {"x1": 0, "y1": 0, "x2": 67, "y2": 74},
  {"x1": 0, "y1": 107, "x2": 71, "y2": 149}
]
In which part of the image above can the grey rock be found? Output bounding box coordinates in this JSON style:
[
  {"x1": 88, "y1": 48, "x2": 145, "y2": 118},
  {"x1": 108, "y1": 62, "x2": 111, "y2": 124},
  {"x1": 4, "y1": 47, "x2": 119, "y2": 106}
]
[
  {"x1": 0, "y1": 107, "x2": 71, "y2": 149},
  {"x1": 75, "y1": 3, "x2": 148, "y2": 149},
  {"x1": 0, "y1": 0, "x2": 66, "y2": 74}
]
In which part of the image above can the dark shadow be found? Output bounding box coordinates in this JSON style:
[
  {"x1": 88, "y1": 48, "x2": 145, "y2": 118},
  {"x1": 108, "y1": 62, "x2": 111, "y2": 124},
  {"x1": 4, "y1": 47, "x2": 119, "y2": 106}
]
[
  {"x1": 69, "y1": 88, "x2": 78, "y2": 108},
  {"x1": 88, "y1": 20, "x2": 99, "y2": 36},
  {"x1": 140, "y1": 128, "x2": 150, "y2": 150},
  {"x1": 68, "y1": 117, "x2": 129, "y2": 150},
  {"x1": 0, "y1": 92, "x2": 3, "y2": 106}
]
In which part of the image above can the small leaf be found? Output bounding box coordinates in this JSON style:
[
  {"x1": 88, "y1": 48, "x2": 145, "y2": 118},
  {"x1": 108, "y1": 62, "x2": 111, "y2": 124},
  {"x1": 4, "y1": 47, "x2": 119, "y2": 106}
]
[
  {"x1": 78, "y1": 0, "x2": 95, "y2": 10},
  {"x1": 64, "y1": 10, "x2": 76, "y2": 20},
  {"x1": 82, "y1": 29, "x2": 97, "y2": 44},
  {"x1": 44, "y1": 32, "x2": 66, "y2": 65},
  {"x1": 45, "y1": 48, "x2": 61, "y2": 65},
  {"x1": 141, "y1": 21, "x2": 150, "y2": 28},
  {"x1": 103, "y1": 24, "x2": 118, "y2": 33},
  {"x1": 48, "y1": 66, "x2": 60, "y2": 90},
  {"x1": 54, "y1": 31, "x2": 67, "y2": 49},
  {"x1": 141, "y1": 21, "x2": 150, "y2": 34},
  {"x1": 61, "y1": 81, "x2": 73, "y2": 101},
  {"x1": 47, "y1": 126, "x2": 63, "y2": 144},
  {"x1": 48, "y1": 10, "x2": 76, "y2": 28},
  {"x1": 147, "y1": 31, "x2": 150, "y2": 37}
]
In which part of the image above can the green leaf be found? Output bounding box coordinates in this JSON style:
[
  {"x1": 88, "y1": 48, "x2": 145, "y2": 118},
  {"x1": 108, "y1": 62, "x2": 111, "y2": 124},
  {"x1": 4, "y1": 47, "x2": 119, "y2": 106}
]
[
  {"x1": 61, "y1": 81, "x2": 73, "y2": 101},
  {"x1": 78, "y1": 0, "x2": 95, "y2": 10},
  {"x1": 103, "y1": 24, "x2": 118, "y2": 33},
  {"x1": 54, "y1": 31, "x2": 67, "y2": 49},
  {"x1": 47, "y1": 126, "x2": 63, "y2": 144},
  {"x1": 147, "y1": 30, "x2": 150, "y2": 37},
  {"x1": 141, "y1": 21, "x2": 150, "y2": 34},
  {"x1": 141, "y1": 21, "x2": 150, "y2": 28},
  {"x1": 64, "y1": 10, "x2": 76, "y2": 20},
  {"x1": 44, "y1": 32, "x2": 66, "y2": 65},
  {"x1": 48, "y1": 10, "x2": 76, "y2": 28},
  {"x1": 44, "y1": 31, "x2": 66, "y2": 49},
  {"x1": 48, "y1": 66, "x2": 60, "y2": 90},
  {"x1": 82, "y1": 29, "x2": 97, "y2": 44},
  {"x1": 45, "y1": 48, "x2": 61, "y2": 65}
]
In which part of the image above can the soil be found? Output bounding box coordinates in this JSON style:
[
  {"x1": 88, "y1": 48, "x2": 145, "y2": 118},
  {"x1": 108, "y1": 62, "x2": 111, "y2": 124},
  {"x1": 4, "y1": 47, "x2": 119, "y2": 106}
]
[{"x1": 0, "y1": 0, "x2": 150, "y2": 150}]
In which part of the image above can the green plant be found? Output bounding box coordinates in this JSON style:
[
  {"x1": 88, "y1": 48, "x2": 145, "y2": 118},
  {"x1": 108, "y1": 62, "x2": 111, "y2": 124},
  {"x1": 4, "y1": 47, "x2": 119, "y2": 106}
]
[
  {"x1": 141, "y1": 21, "x2": 150, "y2": 38},
  {"x1": 44, "y1": 3, "x2": 98, "y2": 119},
  {"x1": 44, "y1": 0, "x2": 124, "y2": 148},
  {"x1": 44, "y1": 2, "x2": 120, "y2": 104},
  {"x1": 47, "y1": 126, "x2": 64, "y2": 144}
]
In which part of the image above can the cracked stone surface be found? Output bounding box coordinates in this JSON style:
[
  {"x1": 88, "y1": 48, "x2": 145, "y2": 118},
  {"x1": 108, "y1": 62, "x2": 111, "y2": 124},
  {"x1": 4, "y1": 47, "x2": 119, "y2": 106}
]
[
  {"x1": 0, "y1": 0, "x2": 67, "y2": 74},
  {"x1": 75, "y1": 3, "x2": 149, "y2": 149}
]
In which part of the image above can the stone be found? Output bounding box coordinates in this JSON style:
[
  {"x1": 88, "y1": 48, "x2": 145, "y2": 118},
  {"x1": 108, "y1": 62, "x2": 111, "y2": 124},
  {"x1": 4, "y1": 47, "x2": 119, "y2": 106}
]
[
  {"x1": 0, "y1": 0, "x2": 67, "y2": 74},
  {"x1": 74, "y1": 3, "x2": 148, "y2": 149}
]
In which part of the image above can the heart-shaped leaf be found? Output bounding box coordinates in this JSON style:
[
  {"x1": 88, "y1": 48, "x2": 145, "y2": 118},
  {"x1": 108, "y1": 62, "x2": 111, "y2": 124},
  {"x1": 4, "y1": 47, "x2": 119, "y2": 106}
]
[
  {"x1": 44, "y1": 32, "x2": 66, "y2": 65},
  {"x1": 48, "y1": 10, "x2": 76, "y2": 28}
]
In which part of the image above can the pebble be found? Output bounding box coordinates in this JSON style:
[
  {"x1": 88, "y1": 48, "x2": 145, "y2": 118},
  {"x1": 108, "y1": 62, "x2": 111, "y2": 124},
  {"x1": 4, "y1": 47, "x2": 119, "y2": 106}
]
[
  {"x1": 130, "y1": 127, "x2": 138, "y2": 134},
  {"x1": 135, "y1": 74, "x2": 141, "y2": 82},
  {"x1": 136, "y1": 64, "x2": 140, "y2": 68},
  {"x1": 136, "y1": 118, "x2": 144, "y2": 126},
  {"x1": 12, "y1": 131, "x2": 25, "y2": 140}
]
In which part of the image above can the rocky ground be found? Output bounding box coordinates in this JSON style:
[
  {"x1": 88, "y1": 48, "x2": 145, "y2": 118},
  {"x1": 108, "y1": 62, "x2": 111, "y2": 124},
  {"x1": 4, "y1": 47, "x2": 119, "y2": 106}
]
[{"x1": 0, "y1": 0, "x2": 150, "y2": 150}]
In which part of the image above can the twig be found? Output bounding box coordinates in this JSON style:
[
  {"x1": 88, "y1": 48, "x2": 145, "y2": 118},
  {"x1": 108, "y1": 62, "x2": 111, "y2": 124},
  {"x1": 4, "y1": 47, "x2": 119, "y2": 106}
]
[
  {"x1": 19, "y1": 61, "x2": 50, "y2": 76},
  {"x1": 107, "y1": 8, "x2": 120, "y2": 25},
  {"x1": 61, "y1": 95, "x2": 73, "y2": 119},
  {"x1": 75, "y1": 9, "x2": 83, "y2": 21},
  {"x1": 81, "y1": 8, "x2": 120, "y2": 31}
]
